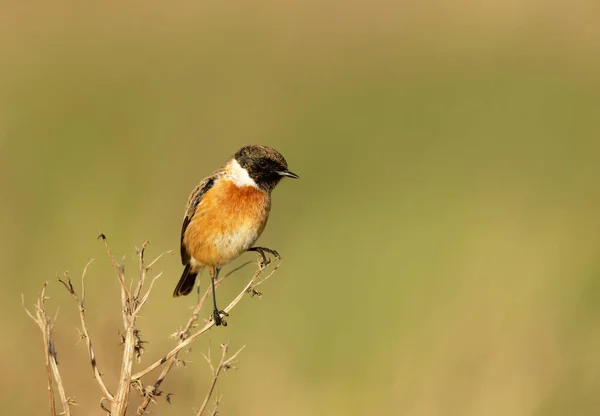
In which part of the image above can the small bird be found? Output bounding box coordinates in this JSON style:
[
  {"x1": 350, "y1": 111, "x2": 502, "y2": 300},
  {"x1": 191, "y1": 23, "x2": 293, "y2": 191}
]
[{"x1": 174, "y1": 145, "x2": 299, "y2": 326}]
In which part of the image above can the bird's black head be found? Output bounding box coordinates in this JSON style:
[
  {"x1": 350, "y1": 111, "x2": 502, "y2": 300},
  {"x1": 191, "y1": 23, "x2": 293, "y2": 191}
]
[{"x1": 234, "y1": 145, "x2": 299, "y2": 192}]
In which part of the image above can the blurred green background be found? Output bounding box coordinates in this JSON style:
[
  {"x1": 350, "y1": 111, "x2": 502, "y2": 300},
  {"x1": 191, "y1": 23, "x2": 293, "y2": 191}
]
[{"x1": 2, "y1": 0, "x2": 600, "y2": 414}]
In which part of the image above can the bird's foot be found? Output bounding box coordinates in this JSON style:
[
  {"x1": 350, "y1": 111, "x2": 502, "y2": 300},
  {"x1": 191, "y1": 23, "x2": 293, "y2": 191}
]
[
  {"x1": 248, "y1": 247, "x2": 281, "y2": 268},
  {"x1": 212, "y1": 309, "x2": 229, "y2": 327}
]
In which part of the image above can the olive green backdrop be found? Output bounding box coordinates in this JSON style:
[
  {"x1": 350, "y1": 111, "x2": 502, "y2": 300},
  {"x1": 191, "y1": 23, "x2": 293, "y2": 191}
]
[{"x1": 2, "y1": 1, "x2": 600, "y2": 415}]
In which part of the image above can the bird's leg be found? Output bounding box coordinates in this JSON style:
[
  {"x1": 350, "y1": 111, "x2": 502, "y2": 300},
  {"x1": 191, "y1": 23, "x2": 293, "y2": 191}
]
[
  {"x1": 247, "y1": 247, "x2": 281, "y2": 268},
  {"x1": 196, "y1": 272, "x2": 201, "y2": 303},
  {"x1": 210, "y1": 267, "x2": 228, "y2": 326}
]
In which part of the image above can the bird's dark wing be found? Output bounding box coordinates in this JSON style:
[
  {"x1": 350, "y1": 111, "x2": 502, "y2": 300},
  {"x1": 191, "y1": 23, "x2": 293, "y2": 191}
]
[{"x1": 180, "y1": 175, "x2": 217, "y2": 265}]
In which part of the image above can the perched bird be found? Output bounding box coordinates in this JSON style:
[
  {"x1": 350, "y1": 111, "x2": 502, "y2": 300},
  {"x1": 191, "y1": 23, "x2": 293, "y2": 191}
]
[{"x1": 174, "y1": 145, "x2": 299, "y2": 326}]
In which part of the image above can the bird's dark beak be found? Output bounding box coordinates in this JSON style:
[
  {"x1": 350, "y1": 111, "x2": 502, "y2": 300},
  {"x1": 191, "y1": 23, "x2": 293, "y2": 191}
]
[{"x1": 277, "y1": 170, "x2": 299, "y2": 179}]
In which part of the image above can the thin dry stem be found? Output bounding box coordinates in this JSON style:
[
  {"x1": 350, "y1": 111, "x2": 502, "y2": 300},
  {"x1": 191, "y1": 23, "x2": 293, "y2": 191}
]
[
  {"x1": 132, "y1": 241, "x2": 150, "y2": 300},
  {"x1": 145, "y1": 249, "x2": 174, "y2": 271},
  {"x1": 110, "y1": 238, "x2": 144, "y2": 415},
  {"x1": 23, "y1": 283, "x2": 72, "y2": 416},
  {"x1": 111, "y1": 239, "x2": 175, "y2": 415},
  {"x1": 135, "y1": 271, "x2": 229, "y2": 415},
  {"x1": 210, "y1": 396, "x2": 223, "y2": 416},
  {"x1": 26, "y1": 235, "x2": 281, "y2": 416},
  {"x1": 131, "y1": 271, "x2": 162, "y2": 316},
  {"x1": 195, "y1": 344, "x2": 244, "y2": 416},
  {"x1": 132, "y1": 255, "x2": 280, "y2": 381},
  {"x1": 99, "y1": 234, "x2": 130, "y2": 315},
  {"x1": 58, "y1": 266, "x2": 114, "y2": 401},
  {"x1": 134, "y1": 259, "x2": 266, "y2": 415}
]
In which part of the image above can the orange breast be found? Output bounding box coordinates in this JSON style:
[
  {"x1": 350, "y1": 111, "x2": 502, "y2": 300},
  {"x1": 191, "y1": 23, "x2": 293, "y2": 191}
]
[{"x1": 183, "y1": 180, "x2": 271, "y2": 267}]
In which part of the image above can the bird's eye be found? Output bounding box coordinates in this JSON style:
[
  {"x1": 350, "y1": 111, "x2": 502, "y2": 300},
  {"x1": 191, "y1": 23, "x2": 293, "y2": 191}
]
[{"x1": 258, "y1": 160, "x2": 269, "y2": 169}]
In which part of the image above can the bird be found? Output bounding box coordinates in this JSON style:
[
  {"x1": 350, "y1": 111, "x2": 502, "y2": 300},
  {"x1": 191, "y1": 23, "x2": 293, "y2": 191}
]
[{"x1": 174, "y1": 145, "x2": 299, "y2": 326}]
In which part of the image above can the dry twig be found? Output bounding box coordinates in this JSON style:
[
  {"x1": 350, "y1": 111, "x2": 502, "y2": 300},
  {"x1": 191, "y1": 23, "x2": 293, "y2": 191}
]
[
  {"x1": 23, "y1": 283, "x2": 73, "y2": 416},
  {"x1": 132, "y1": 253, "x2": 280, "y2": 382},
  {"x1": 195, "y1": 343, "x2": 244, "y2": 416},
  {"x1": 134, "y1": 255, "x2": 280, "y2": 415},
  {"x1": 25, "y1": 235, "x2": 281, "y2": 415},
  {"x1": 57, "y1": 263, "x2": 113, "y2": 401}
]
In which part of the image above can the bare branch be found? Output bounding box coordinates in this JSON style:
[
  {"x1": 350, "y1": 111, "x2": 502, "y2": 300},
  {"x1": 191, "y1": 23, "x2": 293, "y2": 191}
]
[
  {"x1": 23, "y1": 283, "x2": 72, "y2": 416},
  {"x1": 133, "y1": 240, "x2": 149, "y2": 300},
  {"x1": 22, "y1": 293, "x2": 39, "y2": 324},
  {"x1": 98, "y1": 233, "x2": 130, "y2": 302},
  {"x1": 131, "y1": 272, "x2": 162, "y2": 316},
  {"x1": 145, "y1": 249, "x2": 174, "y2": 271},
  {"x1": 210, "y1": 395, "x2": 223, "y2": 416},
  {"x1": 57, "y1": 270, "x2": 114, "y2": 400},
  {"x1": 26, "y1": 237, "x2": 282, "y2": 415},
  {"x1": 135, "y1": 273, "x2": 225, "y2": 415},
  {"x1": 132, "y1": 254, "x2": 280, "y2": 381},
  {"x1": 134, "y1": 256, "x2": 275, "y2": 415},
  {"x1": 80, "y1": 259, "x2": 94, "y2": 306},
  {"x1": 111, "y1": 238, "x2": 140, "y2": 416},
  {"x1": 196, "y1": 343, "x2": 244, "y2": 416}
]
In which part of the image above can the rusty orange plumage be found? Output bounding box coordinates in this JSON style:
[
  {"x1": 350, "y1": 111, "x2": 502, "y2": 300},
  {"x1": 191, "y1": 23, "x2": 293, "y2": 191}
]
[
  {"x1": 183, "y1": 180, "x2": 271, "y2": 267},
  {"x1": 174, "y1": 145, "x2": 298, "y2": 326}
]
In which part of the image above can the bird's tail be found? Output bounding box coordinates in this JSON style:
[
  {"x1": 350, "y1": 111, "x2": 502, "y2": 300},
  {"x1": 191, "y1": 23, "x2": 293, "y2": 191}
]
[{"x1": 173, "y1": 264, "x2": 199, "y2": 297}]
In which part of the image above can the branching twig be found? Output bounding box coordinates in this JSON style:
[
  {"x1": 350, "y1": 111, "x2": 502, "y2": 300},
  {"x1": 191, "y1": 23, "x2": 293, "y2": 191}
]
[
  {"x1": 109, "y1": 239, "x2": 170, "y2": 416},
  {"x1": 98, "y1": 234, "x2": 130, "y2": 322},
  {"x1": 23, "y1": 283, "x2": 73, "y2": 416},
  {"x1": 210, "y1": 395, "x2": 223, "y2": 416},
  {"x1": 26, "y1": 235, "x2": 282, "y2": 415},
  {"x1": 132, "y1": 254, "x2": 281, "y2": 382},
  {"x1": 196, "y1": 343, "x2": 244, "y2": 416},
  {"x1": 135, "y1": 281, "x2": 215, "y2": 415},
  {"x1": 57, "y1": 265, "x2": 114, "y2": 401},
  {"x1": 134, "y1": 266, "x2": 237, "y2": 415},
  {"x1": 134, "y1": 258, "x2": 279, "y2": 415}
]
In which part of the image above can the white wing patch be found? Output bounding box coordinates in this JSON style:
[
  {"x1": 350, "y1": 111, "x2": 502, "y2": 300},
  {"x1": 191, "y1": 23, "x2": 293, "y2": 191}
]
[{"x1": 227, "y1": 159, "x2": 258, "y2": 189}]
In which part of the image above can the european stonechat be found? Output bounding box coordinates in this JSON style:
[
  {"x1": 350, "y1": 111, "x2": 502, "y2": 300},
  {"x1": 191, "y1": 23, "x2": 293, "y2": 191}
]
[{"x1": 174, "y1": 145, "x2": 299, "y2": 326}]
